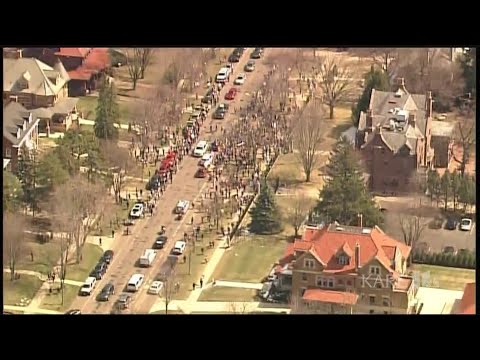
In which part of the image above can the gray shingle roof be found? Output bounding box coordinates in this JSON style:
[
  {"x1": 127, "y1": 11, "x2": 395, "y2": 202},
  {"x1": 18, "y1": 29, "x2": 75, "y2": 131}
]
[
  {"x1": 3, "y1": 102, "x2": 39, "y2": 146},
  {"x1": 3, "y1": 58, "x2": 69, "y2": 96}
]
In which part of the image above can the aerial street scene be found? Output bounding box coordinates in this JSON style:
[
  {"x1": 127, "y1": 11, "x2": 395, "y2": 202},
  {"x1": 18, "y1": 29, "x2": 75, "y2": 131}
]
[{"x1": 2, "y1": 47, "x2": 475, "y2": 315}]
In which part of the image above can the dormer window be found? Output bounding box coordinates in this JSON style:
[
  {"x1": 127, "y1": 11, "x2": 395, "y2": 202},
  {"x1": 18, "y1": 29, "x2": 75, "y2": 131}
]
[
  {"x1": 304, "y1": 259, "x2": 315, "y2": 269},
  {"x1": 338, "y1": 255, "x2": 349, "y2": 265},
  {"x1": 370, "y1": 266, "x2": 380, "y2": 275}
]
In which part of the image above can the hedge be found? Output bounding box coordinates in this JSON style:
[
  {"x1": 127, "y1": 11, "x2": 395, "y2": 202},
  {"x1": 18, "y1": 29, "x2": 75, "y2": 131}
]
[{"x1": 412, "y1": 250, "x2": 476, "y2": 269}]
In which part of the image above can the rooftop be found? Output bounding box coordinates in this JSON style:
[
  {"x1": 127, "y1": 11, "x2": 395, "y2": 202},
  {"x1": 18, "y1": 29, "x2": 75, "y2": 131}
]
[
  {"x1": 3, "y1": 102, "x2": 39, "y2": 146},
  {"x1": 303, "y1": 289, "x2": 359, "y2": 305}
]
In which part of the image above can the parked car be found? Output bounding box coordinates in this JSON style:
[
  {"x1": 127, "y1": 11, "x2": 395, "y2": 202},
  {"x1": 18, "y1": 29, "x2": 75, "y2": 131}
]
[
  {"x1": 259, "y1": 282, "x2": 273, "y2": 300},
  {"x1": 443, "y1": 246, "x2": 457, "y2": 255},
  {"x1": 445, "y1": 217, "x2": 458, "y2": 230},
  {"x1": 79, "y1": 277, "x2": 97, "y2": 296},
  {"x1": 172, "y1": 240, "x2": 187, "y2": 255},
  {"x1": 199, "y1": 152, "x2": 214, "y2": 168},
  {"x1": 233, "y1": 47, "x2": 245, "y2": 55},
  {"x1": 65, "y1": 309, "x2": 81, "y2": 315},
  {"x1": 234, "y1": 73, "x2": 246, "y2": 85},
  {"x1": 202, "y1": 88, "x2": 214, "y2": 104},
  {"x1": 116, "y1": 293, "x2": 131, "y2": 310},
  {"x1": 225, "y1": 88, "x2": 238, "y2": 100},
  {"x1": 129, "y1": 203, "x2": 144, "y2": 219},
  {"x1": 175, "y1": 200, "x2": 190, "y2": 214},
  {"x1": 460, "y1": 218, "x2": 472, "y2": 231},
  {"x1": 228, "y1": 53, "x2": 241, "y2": 62},
  {"x1": 97, "y1": 282, "x2": 115, "y2": 302},
  {"x1": 154, "y1": 235, "x2": 168, "y2": 249},
  {"x1": 148, "y1": 281, "x2": 164, "y2": 295},
  {"x1": 250, "y1": 49, "x2": 262, "y2": 59},
  {"x1": 90, "y1": 261, "x2": 108, "y2": 280},
  {"x1": 103, "y1": 250, "x2": 114, "y2": 265},
  {"x1": 213, "y1": 107, "x2": 226, "y2": 119},
  {"x1": 244, "y1": 60, "x2": 255, "y2": 72}
]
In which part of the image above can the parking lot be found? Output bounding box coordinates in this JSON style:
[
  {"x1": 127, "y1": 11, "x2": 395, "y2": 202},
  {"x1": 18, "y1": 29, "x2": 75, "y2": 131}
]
[{"x1": 378, "y1": 197, "x2": 475, "y2": 253}]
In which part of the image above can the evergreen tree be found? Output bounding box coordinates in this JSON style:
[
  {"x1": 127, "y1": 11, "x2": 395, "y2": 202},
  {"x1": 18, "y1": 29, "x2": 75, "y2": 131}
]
[
  {"x1": 426, "y1": 169, "x2": 440, "y2": 204},
  {"x1": 440, "y1": 170, "x2": 450, "y2": 211},
  {"x1": 351, "y1": 66, "x2": 390, "y2": 126},
  {"x1": 449, "y1": 171, "x2": 461, "y2": 211},
  {"x1": 248, "y1": 181, "x2": 283, "y2": 235},
  {"x1": 37, "y1": 151, "x2": 69, "y2": 198},
  {"x1": 94, "y1": 77, "x2": 119, "y2": 140},
  {"x1": 316, "y1": 137, "x2": 383, "y2": 227},
  {"x1": 3, "y1": 170, "x2": 24, "y2": 212},
  {"x1": 17, "y1": 145, "x2": 39, "y2": 217},
  {"x1": 458, "y1": 49, "x2": 476, "y2": 97}
]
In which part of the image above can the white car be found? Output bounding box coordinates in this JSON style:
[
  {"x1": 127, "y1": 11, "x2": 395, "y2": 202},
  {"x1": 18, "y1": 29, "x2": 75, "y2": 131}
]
[
  {"x1": 234, "y1": 73, "x2": 246, "y2": 85},
  {"x1": 175, "y1": 200, "x2": 190, "y2": 214},
  {"x1": 129, "y1": 203, "x2": 144, "y2": 219},
  {"x1": 148, "y1": 281, "x2": 164, "y2": 295},
  {"x1": 460, "y1": 218, "x2": 473, "y2": 231},
  {"x1": 216, "y1": 68, "x2": 229, "y2": 83},
  {"x1": 199, "y1": 152, "x2": 214, "y2": 168}
]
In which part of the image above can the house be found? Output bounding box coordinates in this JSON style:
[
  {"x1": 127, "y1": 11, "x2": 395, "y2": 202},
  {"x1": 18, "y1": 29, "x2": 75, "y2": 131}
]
[
  {"x1": 454, "y1": 282, "x2": 475, "y2": 314},
  {"x1": 282, "y1": 223, "x2": 416, "y2": 314},
  {"x1": 430, "y1": 120, "x2": 455, "y2": 168},
  {"x1": 3, "y1": 57, "x2": 79, "y2": 135},
  {"x1": 356, "y1": 78, "x2": 435, "y2": 194},
  {"x1": 23, "y1": 48, "x2": 111, "y2": 97},
  {"x1": 3, "y1": 102, "x2": 40, "y2": 172}
]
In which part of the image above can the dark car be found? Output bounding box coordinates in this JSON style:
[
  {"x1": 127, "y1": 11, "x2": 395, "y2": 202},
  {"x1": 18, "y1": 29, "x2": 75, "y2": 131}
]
[
  {"x1": 211, "y1": 141, "x2": 219, "y2": 152},
  {"x1": 254, "y1": 47, "x2": 264, "y2": 54},
  {"x1": 116, "y1": 293, "x2": 131, "y2": 310},
  {"x1": 65, "y1": 309, "x2": 81, "y2": 315},
  {"x1": 233, "y1": 47, "x2": 245, "y2": 55},
  {"x1": 445, "y1": 217, "x2": 457, "y2": 230},
  {"x1": 228, "y1": 53, "x2": 241, "y2": 63},
  {"x1": 250, "y1": 50, "x2": 262, "y2": 59},
  {"x1": 90, "y1": 261, "x2": 108, "y2": 280},
  {"x1": 97, "y1": 282, "x2": 115, "y2": 302},
  {"x1": 202, "y1": 88, "x2": 214, "y2": 104},
  {"x1": 213, "y1": 108, "x2": 226, "y2": 119},
  {"x1": 154, "y1": 235, "x2": 168, "y2": 249},
  {"x1": 443, "y1": 246, "x2": 457, "y2": 255},
  {"x1": 146, "y1": 175, "x2": 161, "y2": 191},
  {"x1": 103, "y1": 250, "x2": 114, "y2": 265}
]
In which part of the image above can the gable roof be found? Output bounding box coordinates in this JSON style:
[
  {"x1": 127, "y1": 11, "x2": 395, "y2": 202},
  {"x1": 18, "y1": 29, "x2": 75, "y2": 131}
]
[
  {"x1": 3, "y1": 102, "x2": 39, "y2": 146},
  {"x1": 67, "y1": 48, "x2": 110, "y2": 81},
  {"x1": 55, "y1": 48, "x2": 91, "y2": 58},
  {"x1": 456, "y1": 282, "x2": 475, "y2": 314},
  {"x1": 295, "y1": 224, "x2": 411, "y2": 275},
  {"x1": 3, "y1": 58, "x2": 69, "y2": 96}
]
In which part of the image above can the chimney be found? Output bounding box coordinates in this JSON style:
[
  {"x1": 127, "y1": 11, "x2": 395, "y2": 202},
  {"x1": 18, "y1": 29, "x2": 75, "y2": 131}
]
[
  {"x1": 366, "y1": 109, "x2": 373, "y2": 131},
  {"x1": 355, "y1": 242, "x2": 360, "y2": 272},
  {"x1": 426, "y1": 91, "x2": 433, "y2": 119},
  {"x1": 396, "y1": 77, "x2": 406, "y2": 92},
  {"x1": 408, "y1": 113, "x2": 416, "y2": 128}
]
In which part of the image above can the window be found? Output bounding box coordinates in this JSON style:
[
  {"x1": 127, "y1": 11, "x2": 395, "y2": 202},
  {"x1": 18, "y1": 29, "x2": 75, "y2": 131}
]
[
  {"x1": 369, "y1": 295, "x2": 376, "y2": 305},
  {"x1": 338, "y1": 279, "x2": 344, "y2": 285},
  {"x1": 328, "y1": 279, "x2": 334, "y2": 288},
  {"x1": 302, "y1": 273, "x2": 308, "y2": 282},
  {"x1": 338, "y1": 255, "x2": 349, "y2": 265},
  {"x1": 5, "y1": 147, "x2": 12, "y2": 158},
  {"x1": 369, "y1": 266, "x2": 380, "y2": 275},
  {"x1": 316, "y1": 276, "x2": 322, "y2": 286},
  {"x1": 322, "y1": 279, "x2": 328, "y2": 287},
  {"x1": 347, "y1": 280, "x2": 352, "y2": 286},
  {"x1": 382, "y1": 297, "x2": 390, "y2": 307},
  {"x1": 304, "y1": 259, "x2": 315, "y2": 269}
]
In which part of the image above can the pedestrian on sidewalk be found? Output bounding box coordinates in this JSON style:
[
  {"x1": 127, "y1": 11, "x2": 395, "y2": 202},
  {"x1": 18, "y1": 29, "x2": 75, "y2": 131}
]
[
  {"x1": 99, "y1": 237, "x2": 102, "y2": 246},
  {"x1": 112, "y1": 230, "x2": 115, "y2": 238},
  {"x1": 30, "y1": 251, "x2": 34, "y2": 262},
  {"x1": 200, "y1": 278, "x2": 203, "y2": 288},
  {"x1": 201, "y1": 247, "x2": 204, "y2": 255},
  {"x1": 183, "y1": 254, "x2": 187, "y2": 264},
  {"x1": 192, "y1": 282, "x2": 196, "y2": 290},
  {"x1": 191, "y1": 216, "x2": 194, "y2": 225}
]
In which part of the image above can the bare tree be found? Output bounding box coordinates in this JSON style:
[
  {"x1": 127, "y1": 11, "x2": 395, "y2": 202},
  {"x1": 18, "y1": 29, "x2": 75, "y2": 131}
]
[
  {"x1": 456, "y1": 110, "x2": 476, "y2": 176},
  {"x1": 318, "y1": 56, "x2": 354, "y2": 119},
  {"x1": 162, "y1": 263, "x2": 178, "y2": 315},
  {"x1": 139, "y1": 48, "x2": 155, "y2": 79},
  {"x1": 294, "y1": 103, "x2": 325, "y2": 182},
  {"x1": 398, "y1": 210, "x2": 428, "y2": 265},
  {"x1": 285, "y1": 193, "x2": 315, "y2": 238},
  {"x1": 125, "y1": 48, "x2": 142, "y2": 90},
  {"x1": 3, "y1": 213, "x2": 27, "y2": 281},
  {"x1": 350, "y1": 48, "x2": 399, "y2": 75},
  {"x1": 101, "y1": 141, "x2": 135, "y2": 203},
  {"x1": 52, "y1": 175, "x2": 105, "y2": 264}
]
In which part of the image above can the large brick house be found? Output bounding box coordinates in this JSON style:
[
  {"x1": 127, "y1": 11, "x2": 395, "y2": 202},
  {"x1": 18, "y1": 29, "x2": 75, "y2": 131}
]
[
  {"x1": 281, "y1": 223, "x2": 417, "y2": 314},
  {"x1": 22, "y1": 47, "x2": 110, "y2": 97},
  {"x1": 356, "y1": 78, "x2": 435, "y2": 194},
  {"x1": 3, "y1": 102, "x2": 39, "y2": 172},
  {"x1": 3, "y1": 56, "x2": 79, "y2": 135},
  {"x1": 453, "y1": 282, "x2": 475, "y2": 314}
]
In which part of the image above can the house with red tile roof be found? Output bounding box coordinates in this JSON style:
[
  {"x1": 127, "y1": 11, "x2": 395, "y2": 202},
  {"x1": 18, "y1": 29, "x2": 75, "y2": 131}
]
[
  {"x1": 22, "y1": 48, "x2": 110, "y2": 97},
  {"x1": 454, "y1": 282, "x2": 475, "y2": 314},
  {"x1": 282, "y1": 223, "x2": 417, "y2": 314}
]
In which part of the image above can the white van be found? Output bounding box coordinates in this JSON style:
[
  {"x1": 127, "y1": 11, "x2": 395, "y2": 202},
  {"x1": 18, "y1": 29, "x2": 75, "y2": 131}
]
[
  {"x1": 193, "y1": 140, "x2": 208, "y2": 157},
  {"x1": 80, "y1": 277, "x2": 97, "y2": 296},
  {"x1": 172, "y1": 241, "x2": 187, "y2": 255},
  {"x1": 126, "y1": 274, "x2": 145, "y2": 292},
  {"x1": 139, "y1": 249, "x2": 157, "y2": 267},
  {"x1": 216, "y1": 68, "x2": 229, "y2": 83},
  {"x1": 175, "y1": 200, "x2": 190, "y2": 214}
]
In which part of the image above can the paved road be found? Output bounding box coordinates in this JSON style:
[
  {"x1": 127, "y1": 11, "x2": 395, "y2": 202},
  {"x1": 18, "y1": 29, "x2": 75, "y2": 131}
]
[{"x1": 69, "y1": 48, "x2": 277, "y2": 314}]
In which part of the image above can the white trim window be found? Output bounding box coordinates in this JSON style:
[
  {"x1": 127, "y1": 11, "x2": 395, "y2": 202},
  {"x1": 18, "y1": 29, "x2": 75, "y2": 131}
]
[
  {"x1": 369, "y1": 266, "x2": 380, "y2": 275},
  {"x1": 328, "y1": 278, "x2": 334, "y2": 288},
  {"x1": 5, "y1": 147, "x2": 12, "y2": 158},
  {"x1": 382, "y1": 296, "x2": 390, "y2": 307},
  {"x1": 316, "y1": 276, "x2": 323, "y2": 286},
  {"x1": 302, "y1": 272, "x2": 308, "y2": 282},
  {"x1": 338, "y1": 255, "x2": 349, "y2": 265},
  {"x1": 304, "y1": 259, "x2": 315, "y2": 269}
]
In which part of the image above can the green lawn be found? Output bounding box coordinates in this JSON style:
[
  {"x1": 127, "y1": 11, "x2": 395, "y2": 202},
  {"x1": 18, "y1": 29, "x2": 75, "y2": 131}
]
[
  {"x1": 151, "y1": 310, "x2": 185, "y2": 315},
  {"x1": 3, "y1": 273, "x2": 43, "y2": 306},
  {"x1": 212, "y1": 236, "x2": 287, "y2": 283},
  {"x1": 66, "y1": 243, "x2": 104, "y2": 282},
  {"x1": 411, "y1": 264, "x2": 475, "y2": 291},
  {"x1": 17, "y1": 241, "x2": 61, "y2": 276},
  {"x1": 94, "y1": 203, "x2": 130, "y2": 237},
  {"x1": 77, "y1": 96, "x2": 98, "y2": 119},
  {"x1": 39, "y1": 284, "x2": 81, "y2": 312},
  {"x1": 198, "y1": 286, "x2": 257, "y2": 302}
]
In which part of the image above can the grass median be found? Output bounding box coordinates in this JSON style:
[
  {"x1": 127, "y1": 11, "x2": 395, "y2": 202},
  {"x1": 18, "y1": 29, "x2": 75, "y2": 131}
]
[
  {"x1": 66, "y1": 243, "x2": 104, "y2": 282},
  {"x1": 39, "y1": 284, "x2": 81, "y2": 312},
  {"x1": 3, "y1": 273, "x2": 43, "y2": 306}
]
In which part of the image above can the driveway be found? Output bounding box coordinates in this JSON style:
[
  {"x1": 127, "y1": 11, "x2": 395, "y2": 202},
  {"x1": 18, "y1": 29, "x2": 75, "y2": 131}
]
[
  {"x1": 378, "y1": 197, "x2": 476, "y2": 253},
  {"x1": 69, "y1": 48, "x2": 280, "y2": 314}
]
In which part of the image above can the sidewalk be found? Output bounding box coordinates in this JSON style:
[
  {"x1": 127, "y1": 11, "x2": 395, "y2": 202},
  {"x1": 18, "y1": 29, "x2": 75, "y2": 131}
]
[
  {"x1": 4, "y1": 305, "x2": 63, "y2": 315},
  {"x1": 214, "y1": 280, "x2": 263, "y2": 290}
]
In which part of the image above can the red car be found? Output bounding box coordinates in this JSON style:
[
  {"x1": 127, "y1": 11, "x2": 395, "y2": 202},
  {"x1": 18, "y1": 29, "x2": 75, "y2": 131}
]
[{"x1": 225, "y1": 88, "x2": 238, "y2": 100}]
